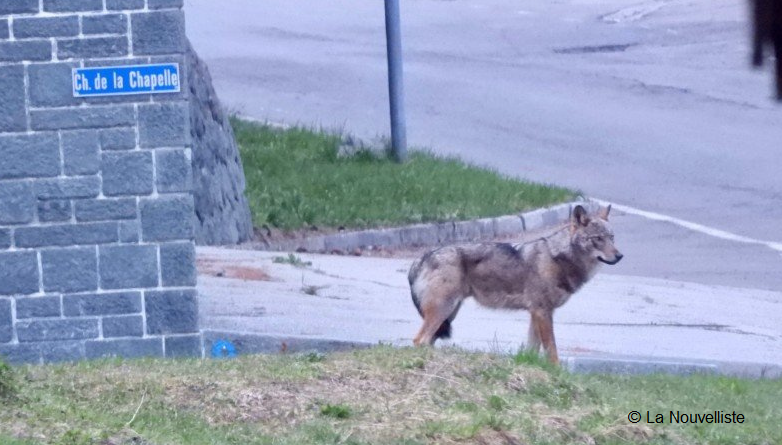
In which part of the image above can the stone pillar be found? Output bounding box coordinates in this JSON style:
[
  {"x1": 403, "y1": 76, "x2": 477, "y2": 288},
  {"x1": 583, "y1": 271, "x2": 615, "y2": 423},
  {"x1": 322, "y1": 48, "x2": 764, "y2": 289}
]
[{"x1": 0, "y1": 0, "x2": 200, "y2": 363}]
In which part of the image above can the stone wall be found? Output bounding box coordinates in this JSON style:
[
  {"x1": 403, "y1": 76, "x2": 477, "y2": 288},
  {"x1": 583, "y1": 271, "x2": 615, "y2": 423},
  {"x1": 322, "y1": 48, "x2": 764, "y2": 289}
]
[
  {"x1": 187, "y1": 41, "x2": 253, "y2": 245},
  {"x1": 0, "y1": 0, "x2": 200, "y2": 363}
]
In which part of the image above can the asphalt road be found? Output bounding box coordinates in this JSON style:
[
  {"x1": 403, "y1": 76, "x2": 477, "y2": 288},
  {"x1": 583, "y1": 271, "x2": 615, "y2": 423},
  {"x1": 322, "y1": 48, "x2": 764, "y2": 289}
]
[{"x1": 185, "y1": 0, "x2": 782, "y2": 291}]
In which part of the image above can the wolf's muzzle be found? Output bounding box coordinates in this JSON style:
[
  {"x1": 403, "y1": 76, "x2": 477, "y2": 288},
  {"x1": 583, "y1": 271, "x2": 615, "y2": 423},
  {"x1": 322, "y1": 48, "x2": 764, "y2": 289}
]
[{"x1": 598, "y1": 253, "x2": 623, "y2": 265}]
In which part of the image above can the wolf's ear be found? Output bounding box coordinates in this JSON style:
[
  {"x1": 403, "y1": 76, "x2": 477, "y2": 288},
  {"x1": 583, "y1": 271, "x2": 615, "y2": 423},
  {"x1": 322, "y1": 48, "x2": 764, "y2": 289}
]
[
  {"x1": 597, "y1": 204, "x2": 611, "y2": 221},
  {"x1": 572, "y1": 205, "x2": 590, "y2": 227}
]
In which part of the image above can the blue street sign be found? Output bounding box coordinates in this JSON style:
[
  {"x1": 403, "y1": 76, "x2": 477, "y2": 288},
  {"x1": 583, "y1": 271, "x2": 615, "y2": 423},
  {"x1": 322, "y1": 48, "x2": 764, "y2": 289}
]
[{"x1": 72, "y1": 63, "x2": 181, "y2": 97}]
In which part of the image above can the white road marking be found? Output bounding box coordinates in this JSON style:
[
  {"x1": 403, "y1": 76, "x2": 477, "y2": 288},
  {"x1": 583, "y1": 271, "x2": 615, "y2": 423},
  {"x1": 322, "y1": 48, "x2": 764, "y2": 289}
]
[{"x1": 592, "y1": 198, "x2": 782, "y2": 254}]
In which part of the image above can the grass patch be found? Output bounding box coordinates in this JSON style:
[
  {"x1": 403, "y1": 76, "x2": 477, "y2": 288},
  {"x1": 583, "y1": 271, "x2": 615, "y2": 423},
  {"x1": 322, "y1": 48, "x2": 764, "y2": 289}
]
[
  {"x1": 2, "y1": 346, "x2": 781, "y2": 445},
  {"x1": 272, "y1": 253, "x2": 312, "y2": 268},
  {"x1": 233, "y1": 118, "x2": 575, "y2": 231},
  {"x1": 319, "y1": 403, "x2": 353, "y2": 419},
  {"x1": 0, "y1": 358, "x2": 17, "y2": 400}
]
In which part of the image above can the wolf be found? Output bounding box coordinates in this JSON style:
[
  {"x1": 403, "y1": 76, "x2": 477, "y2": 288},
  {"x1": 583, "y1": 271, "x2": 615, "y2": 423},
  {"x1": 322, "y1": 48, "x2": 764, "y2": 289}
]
[{"x1": 408, "y1": 205, "x2": 622, "y2": 365}]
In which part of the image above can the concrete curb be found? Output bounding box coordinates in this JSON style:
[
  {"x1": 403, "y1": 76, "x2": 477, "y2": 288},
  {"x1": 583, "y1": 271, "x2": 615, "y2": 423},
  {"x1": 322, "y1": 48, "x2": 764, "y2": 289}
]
[
  {"x1": 200, "y1": 331, "x2": 782, "y2": 379},
  {"x1": 260, "y1": 199, "x2": 601, "y2": 252}
]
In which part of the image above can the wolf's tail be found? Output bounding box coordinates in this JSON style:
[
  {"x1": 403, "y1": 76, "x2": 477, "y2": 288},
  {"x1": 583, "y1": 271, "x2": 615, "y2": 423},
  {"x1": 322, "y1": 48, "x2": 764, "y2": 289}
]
[
  {"x1": 411, "y1": 287, "x2": 453, "y2": 340},
  {"x1": 410, "y1": 267, "x2": 454, "y2": 342}
]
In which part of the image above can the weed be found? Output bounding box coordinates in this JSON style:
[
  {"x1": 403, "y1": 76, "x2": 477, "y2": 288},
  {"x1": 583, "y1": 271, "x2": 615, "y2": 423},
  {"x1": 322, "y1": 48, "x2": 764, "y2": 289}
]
[
  {"x1": 0, "y1": 359, "x2": 16, "y2": 399},
  {"x1": 487, "y1": 394, "x2": 508, "y2": 411},
  {"x1": 273, "y1": 253, "x2": 312, "y2": 268},
  {"x1": 320, "y1": 403, "x2": 353, "y2": 419}
]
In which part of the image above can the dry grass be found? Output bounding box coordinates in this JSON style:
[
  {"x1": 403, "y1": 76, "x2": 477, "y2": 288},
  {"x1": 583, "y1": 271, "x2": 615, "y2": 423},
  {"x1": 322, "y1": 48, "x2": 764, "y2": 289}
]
[{"x1": 1, "y1": 346, "x2": 781, "y2": 445}]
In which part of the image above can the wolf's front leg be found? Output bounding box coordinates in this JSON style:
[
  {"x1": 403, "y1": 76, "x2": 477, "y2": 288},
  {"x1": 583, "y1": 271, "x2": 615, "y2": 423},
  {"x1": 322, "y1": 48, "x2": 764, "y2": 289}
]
[
  {"x1": 526, "y1": 315, "x2": 541, "y2": 353},
  {"x1": 531, "y1": 310, "x2": 559, "y2": 365}
]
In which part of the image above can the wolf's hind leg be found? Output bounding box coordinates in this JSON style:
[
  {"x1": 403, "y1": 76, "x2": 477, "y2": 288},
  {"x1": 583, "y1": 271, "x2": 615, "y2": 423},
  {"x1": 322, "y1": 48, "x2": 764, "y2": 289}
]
[
  {"x1": 413, "y1": 297, "x2": 460, "y2": 346},
  {"x1": 526, "y1": 314, "x2": 541, "y2": 353}
]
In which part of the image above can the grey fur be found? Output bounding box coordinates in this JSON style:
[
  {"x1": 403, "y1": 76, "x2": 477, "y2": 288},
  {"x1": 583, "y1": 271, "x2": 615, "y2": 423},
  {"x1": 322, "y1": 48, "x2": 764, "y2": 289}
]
[{"x1": 408, "y1": 205, "x2": 622, "y2": 364}]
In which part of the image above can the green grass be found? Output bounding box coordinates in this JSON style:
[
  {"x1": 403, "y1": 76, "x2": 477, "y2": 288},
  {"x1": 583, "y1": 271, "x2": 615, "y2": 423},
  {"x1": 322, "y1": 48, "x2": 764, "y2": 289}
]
[
  {"x1": 2, "y1": 347, "x2": 781, "y2": 445},
  {"x1": 233, "y1": 118, "x2": 575, "y2": 231},
  {"x1": 272, "y1": 253, "x2": 312, "y2": 268}
]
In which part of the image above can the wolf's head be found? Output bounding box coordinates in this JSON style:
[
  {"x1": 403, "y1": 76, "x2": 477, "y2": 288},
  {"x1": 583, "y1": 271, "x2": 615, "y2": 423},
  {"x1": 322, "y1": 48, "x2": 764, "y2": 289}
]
[{"x1": 570, "y1": 205, "x2": 623, "y2": 265}]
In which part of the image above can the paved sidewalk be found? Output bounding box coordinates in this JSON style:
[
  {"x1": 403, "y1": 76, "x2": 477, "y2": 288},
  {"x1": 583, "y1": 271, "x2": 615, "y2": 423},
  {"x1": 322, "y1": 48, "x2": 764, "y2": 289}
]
[{"x1": 197, "y1": 246, "x2": 782, "y2": 376}]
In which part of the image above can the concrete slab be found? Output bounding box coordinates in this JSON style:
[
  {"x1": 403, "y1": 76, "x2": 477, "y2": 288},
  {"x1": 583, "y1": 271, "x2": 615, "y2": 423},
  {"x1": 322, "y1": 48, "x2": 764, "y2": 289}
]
[{"x1": 197, "y1": 246, "x2": 782, "y2": 373}]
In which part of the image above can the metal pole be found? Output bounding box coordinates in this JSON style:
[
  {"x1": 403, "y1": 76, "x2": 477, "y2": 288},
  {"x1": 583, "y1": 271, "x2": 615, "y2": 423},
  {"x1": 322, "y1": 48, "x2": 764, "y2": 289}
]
[{"x1": 384, "y1": 0, "x2": 407, "y2": 162}]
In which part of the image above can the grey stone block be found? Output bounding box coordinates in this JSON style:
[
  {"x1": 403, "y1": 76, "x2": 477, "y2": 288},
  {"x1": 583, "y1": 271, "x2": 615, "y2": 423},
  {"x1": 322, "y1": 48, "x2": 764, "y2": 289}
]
[
  {"x1": 0, "y1": 299, "x2": 11, "y2": 343},
  {"x1": 0, "y1": 40, "x2": 51, "y2": 62},
  {"x1": 75, "y1": 198, "x2": 136, "y2": 222},
  {"x1": 102, "y1": 315, "x2": 143, "y2": 337},
  {"x1": 145, "y1": 289, "x2": 198, "y2": 334},
  {"x1": 57, "y1": 36, "x2": 128, "y2": 60},
  {"x1": 119, "y1": 220, "x2": 140, "y2": 242},
  {"x1": 138, "y1": 102, "x2": 189, "y2": 147},
  {"x1": 131, "y1": 11, "x2": 185, "y2": 55},
  {"x1": 357, "y1": 229, "x2": 401, "y2": 248},
  {"x1": 436, "y1": 222, "x2": 457, "y2": 244},
  {"x1": 16, "y1": 296, "x2": 61, "y2": 319},
  {"x1": 0, "y1": 133, "x2": 60, "y2": 179},
  {"x1": 0, "y1": 344, "x2": 40, "y2": 364},
  {"x1": 156, "y1": 149, "x2": 192, "y2": 192},
  {"x1": 41, "y1": 247, "x2": 98, "y2": 293},
  {"x1": 34, "y1": 177, "x2": 101, "y2": 200},
  {"x1": 0, "y1": 229, "x2": 10, "y2": 249},
  {"x1": 85, "y1": 338, "x2": 163, "y2": 359},
  {"x1": 106, "y1": 0, "x2": 144, "y2": 10},
  {"x1": 148, "y1": 0, "x2": 184, "y2": 9},
  {"x1": 14, "y1": 16, "x2": 79, "y2": 38},
  {"x1": 323, "y1": 232, "x2": 361, "y2": 252},
  {"x1": 165, "y1": 335, "x2": 201, "y2": 358},
  {"x1": 82, "y1": 14, "x2": 127, "y2": 35},
  {"x1": 453, "y1": 220, "x2": 485, "y2": 242},
  {"x1": 40, "y1": 341, "x2": 83, "y2": 363},
  {"x1": 31, "y1": 105, "x2": 135, "y2": 131},
  {"x1": 140, "y1": 195, "x2": 194, "y2": 241},
  {"x1": 0, "y1": 251, "x2": 39, "y2": 295},
  {"x1": 100, "y1": 128, "x2": 136, "y2": 150},
  {"x1": 0, "y1": 65, "x2": 26, "y2": 132},
  {"x1": 522, "y1": 205, "x2": 570, "y2": 231},
  {"x1": 101, "y1": 151, "x2": 153, "y2": 196},
  {"x1": 62, "y1": 131, "x2": 100, "y2": 176},
  {"x1": 15, "y1": 222, "x2": 118, "y2": 247},
  {"x1": 399, "y1": 224, "x2": 440, "y2": 247},
  {"x1": 63, "y1": 291, "x2": 141, "y2": 316},
  {"x1": 160, "y1": 242, "x2": 196, "y2": 286},
  {"x1": 0, "y1": 0, "x2": 39, "y2": 14},
  {"x1": 38, "y1": 200, "x2": 72, "y2": 222},
  {"x1": 494, "y1": 215, "x2": 524, "y2": 236},
  {"x1": 0, "y1": 20, "x2": 8, "y2": 39},
  {"x1": 99, "y1": 245, "x2": 158, "y2": 289},
  {"x1": 28, "y1": 62, "x2": 79, "y2": 108},
  {"x1": 0, "y1": 181, "x2": 35, "y2": 224},
  {"x1": 17, "y1": 319, "x2": 99, "y2": 342},
  {"x1": 43, "y1": 0, "x2": 102, "y2": 12}
]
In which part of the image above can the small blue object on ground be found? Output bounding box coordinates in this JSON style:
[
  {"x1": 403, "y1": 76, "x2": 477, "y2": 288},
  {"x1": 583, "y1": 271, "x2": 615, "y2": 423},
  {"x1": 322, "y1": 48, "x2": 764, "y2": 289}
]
[{"x1": 211, "y1": 339, "x2": 237, "y2": 359}]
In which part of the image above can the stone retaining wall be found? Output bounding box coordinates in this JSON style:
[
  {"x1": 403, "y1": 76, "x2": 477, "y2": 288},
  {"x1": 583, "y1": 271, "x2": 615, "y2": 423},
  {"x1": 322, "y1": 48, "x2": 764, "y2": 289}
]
[{"x1": 0, "y1": 0, "x2": 200, "y2": 363}]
